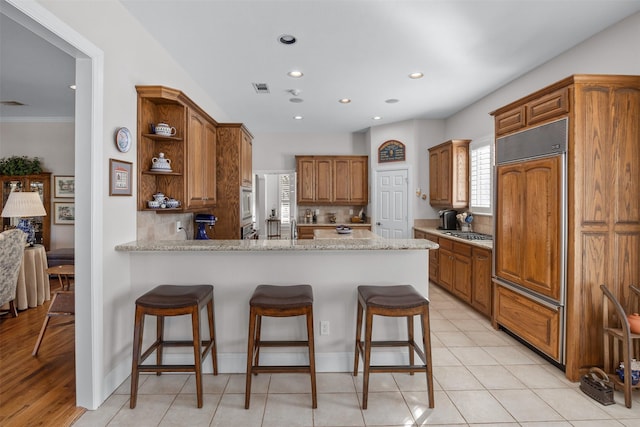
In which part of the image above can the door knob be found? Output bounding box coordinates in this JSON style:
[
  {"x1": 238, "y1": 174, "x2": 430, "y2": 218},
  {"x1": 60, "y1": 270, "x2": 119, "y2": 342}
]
[{"x1": 376, "y1": 222, "x2": 381, "y2": 226}]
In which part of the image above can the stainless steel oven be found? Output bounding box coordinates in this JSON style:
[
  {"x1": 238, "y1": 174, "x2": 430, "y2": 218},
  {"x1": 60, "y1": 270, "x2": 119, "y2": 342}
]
[{"x1": 241, "y1": 187, "x2": 253, "y2": 224}]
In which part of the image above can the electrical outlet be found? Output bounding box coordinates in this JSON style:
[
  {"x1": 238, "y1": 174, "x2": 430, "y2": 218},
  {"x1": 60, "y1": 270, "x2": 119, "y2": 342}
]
[
  {"x1": 349, "y1": 209, "x2": 353, "y2": 215},
  {"x1": 176, "y1": 221, "x2": 182, "y2": 232},
  {"x1": 320, "y1": 321, "x2": 330, "y2": 336}
]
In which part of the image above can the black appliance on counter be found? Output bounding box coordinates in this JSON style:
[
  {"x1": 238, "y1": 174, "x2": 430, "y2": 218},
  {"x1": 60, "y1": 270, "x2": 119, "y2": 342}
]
[{"x1": 439, "y1": 209, "x2": 458, "y2": 230}]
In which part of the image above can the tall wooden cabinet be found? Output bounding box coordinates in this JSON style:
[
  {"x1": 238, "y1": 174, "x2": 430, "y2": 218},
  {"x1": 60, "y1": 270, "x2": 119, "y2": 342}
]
[
  {"x1": 136, "y1": 85, "x2": 218, "y2": 212},
  {"x1": 213, "y1": 124, "x2": 254, "y2": 239},
  {"x1": 1, "y1": 173, "x2": 51, "y2": 250},
  {"x1": 428, "y1": 139, "x2": 470, "y2": 209},
  {"x1": 296, "y1": 155, "x2": 368, "y2": 205},
  {"x1": 490, "y1": 75, "x2": 640, "y2": 381}
]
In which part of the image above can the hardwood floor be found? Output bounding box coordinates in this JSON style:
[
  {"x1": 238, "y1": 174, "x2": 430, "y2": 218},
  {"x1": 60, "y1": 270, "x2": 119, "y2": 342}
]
[{"x1": 0, "y1": 299, "x2": 85, "y2": 427}]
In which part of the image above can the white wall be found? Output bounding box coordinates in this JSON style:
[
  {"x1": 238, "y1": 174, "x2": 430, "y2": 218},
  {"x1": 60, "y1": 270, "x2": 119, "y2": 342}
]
[{"x1": 0, "y1": 121, "x2": 75, "y2": 249}]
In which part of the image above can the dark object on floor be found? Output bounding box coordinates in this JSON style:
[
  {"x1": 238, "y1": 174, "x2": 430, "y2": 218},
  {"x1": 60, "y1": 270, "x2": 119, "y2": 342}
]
[{"x1": 580, "y1": 367, "x2": 615, "y2": 405}]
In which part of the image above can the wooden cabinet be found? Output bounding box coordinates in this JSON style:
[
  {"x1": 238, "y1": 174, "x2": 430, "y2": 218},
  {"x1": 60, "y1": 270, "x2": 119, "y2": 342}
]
[
  {"x1": 493, "y1": 284, "x2": 561, "y2": 360},
  {"x1": 472, "y1": 247, "x2": 492, "y2": 317},
  {"x1": 491, "y1": 75, "x2": 640, "y2": 381},
  {"x1": 428, "y1": 139, "x2": 470, "y2": 209},
  {"x1": 297, "y1": 224, "x2": 371, "y2": 239},
  {"x1": 296, "y1": 156, "x2": 368, "y2": 205},
  {"x1": 136, "y1": 85, "x2": 218, "y2": 212},
  {"x1": 416, "y1": 229, "x2": 493, "y2": 318},
  {"x1": 494, "y1": 87, "x2": 569, "y2": 136},
  {"x1": 185, "y1": 109, "x2": 217, "y2": 209},
  {"x1": 1, "y1": 173, "x2": 51, "y2": 250},
  {"x1": 494, "y1": 156, "x2": 562, "y2": 301},
  {"x1": 334, "y1": 157, "x2": 368, "y2": 204},
  {"x1": 438, "y1": 238, "x2": 472, "y2": 303},
  {"x1": 214, "y1": 124, "x2": 254, "y2": 239}
]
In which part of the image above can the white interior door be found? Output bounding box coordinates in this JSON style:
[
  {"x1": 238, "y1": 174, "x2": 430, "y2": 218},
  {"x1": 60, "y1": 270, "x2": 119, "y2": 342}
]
[{"x1": 376, "y1": 169, "x2": 408, "y2": 238}]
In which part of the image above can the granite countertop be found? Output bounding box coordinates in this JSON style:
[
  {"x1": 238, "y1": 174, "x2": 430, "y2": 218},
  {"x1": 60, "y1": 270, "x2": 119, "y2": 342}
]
[
  {"x1": 116, "y1": 237, "x2": 438, "y2": 252},
  {"x1": 413, "y1": 226, "x2": 493, "y2": 250},
  {"x1": 297, "y1": 222, "x2": 372, "y2": 227},
  {"x1": 314, "y1": 229, "x2": 378, "y2": 239}
]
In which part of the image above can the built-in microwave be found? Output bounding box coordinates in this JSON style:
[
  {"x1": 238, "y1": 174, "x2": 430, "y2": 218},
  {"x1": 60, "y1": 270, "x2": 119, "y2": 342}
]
[{"x1": 241, "y1": 187, "x2": 253, "y2": 224}]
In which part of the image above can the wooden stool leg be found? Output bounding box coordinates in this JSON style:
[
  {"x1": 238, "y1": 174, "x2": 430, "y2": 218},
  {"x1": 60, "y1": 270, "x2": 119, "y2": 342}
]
[
  {"x1": 407, "y1": 315, "x2": 414, "y2": 375},
  {"x1": 207, "y1": 299, "x2": 218, "y2": 375},
  {"x1": 353, "y1": 299, "x2": 363, "y2": 376},
  {"x1": 362, "y1": 309, "x2": 374, "y2": 410},
  {"x1": 245, "y1": 307, "x2": 257, "y2": 409},
  {"x1": 421, "y1": 307, "x2": 434, "y2": 408},
  {"x1": 306, "y1": 307, "x2": 317, "y2": 409},
  {"x1": 253, "y1": 314, "x2": 262, "y2": 369},
  {"x1": 156, "y1": 315, "x2": 164, "y2": 376},
  {"x1": 130, "y1": 306, "x2": 145, "y2": 409},
  {"x1": 191, "y1": 308, "x2": 203, "y2": 408}
]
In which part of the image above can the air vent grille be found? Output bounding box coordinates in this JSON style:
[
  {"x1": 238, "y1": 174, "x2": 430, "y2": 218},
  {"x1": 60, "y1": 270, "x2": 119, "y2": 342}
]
[{"x1": 252, "y1": 83, "x2": 270, "y2": 94}]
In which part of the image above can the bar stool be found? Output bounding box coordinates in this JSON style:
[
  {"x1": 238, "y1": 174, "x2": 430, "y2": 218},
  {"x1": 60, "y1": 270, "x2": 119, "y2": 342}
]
[
  {"x1": 130, "y1": 284, "x2": 217, "y2": 409},
  {"x1": 353, "y1": 285, "x2": 434, "y2": 409},
  {"x1": 245, "y1": 284, "x2": 317, "y2": 409}
]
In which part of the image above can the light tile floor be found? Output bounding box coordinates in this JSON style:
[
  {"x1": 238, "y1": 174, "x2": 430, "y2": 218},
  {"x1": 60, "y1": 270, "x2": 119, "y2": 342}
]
[{"x1": 73, "y1": 285, "x2": 640, "y2": 426}]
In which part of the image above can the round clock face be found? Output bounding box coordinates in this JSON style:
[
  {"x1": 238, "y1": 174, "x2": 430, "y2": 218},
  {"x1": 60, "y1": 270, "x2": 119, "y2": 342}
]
[{"x1": 115, "y1": 127, "x2": 132, "y2": 153}]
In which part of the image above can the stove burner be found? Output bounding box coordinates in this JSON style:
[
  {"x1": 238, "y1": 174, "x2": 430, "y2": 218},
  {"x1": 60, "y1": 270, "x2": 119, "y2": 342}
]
[{"x1": 442, "y1": 231, "x2": 493, "y2": 241}]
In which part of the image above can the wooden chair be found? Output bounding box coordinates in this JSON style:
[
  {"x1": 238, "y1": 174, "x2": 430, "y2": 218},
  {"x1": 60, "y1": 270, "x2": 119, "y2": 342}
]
[
  {"x1": 130, "y1": 284, "x2": 217, "y2": 409},
  {"x1": 245, "y1": 284, "x2": 316, "y2": 409},
  {"x1": 32, "y1": 291, "x2": 74, "y2": 355},
  {"x1": 0, "y1": 229, "x2": 27, "y2": 318},
  {"x1": 353, "y1": 285, "x2": 434, "y2": 410},
  {"x1": 601, "y1": 284, "x2": 640, "y2": 408}
]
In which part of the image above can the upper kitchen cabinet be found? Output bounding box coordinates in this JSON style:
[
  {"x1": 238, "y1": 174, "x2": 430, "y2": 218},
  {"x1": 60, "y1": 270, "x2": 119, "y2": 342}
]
[
  {"x1": 296, "y1": 155, "x2": 368, "y2": 205},
  {"x1": 494, "y1": 87, "x2": 569, "y2": 136},
  {"x1": 428, "y1": 139, "x2": 470, "y2": 209},
  {"x1": 214, "y1": 124, "x2": 254, "y2": 239},
  {"x1": 136, "y1": 85, "x2": 218, "y2": 212}
]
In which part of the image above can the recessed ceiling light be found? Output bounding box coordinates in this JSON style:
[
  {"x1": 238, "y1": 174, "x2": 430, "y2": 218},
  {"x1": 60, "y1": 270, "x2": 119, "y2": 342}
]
[
  {"x1": 279, "y1": 34, "x2": 297, "y2": 45},
  {"x1": 385, "y1": 99, "x2": 399, "y2": 104},
  {"x1": 293, "y1": 115, "x2": 303, "y2": 120},
  {"x1": 288, "y1": 70, "x2": 303, "y2": 78},
  {"x1": 338, "y1": 98, "x2": 351, "y2": 104},
  {"x1": 372, "y1": 116, "x2": 382, "y2": 120},
  {"x1": 409, "y1": 72, "x2": 424, "y2": 79},
  {"x1": 289, "y1": 98, "x2": 304, "y2": 103}
]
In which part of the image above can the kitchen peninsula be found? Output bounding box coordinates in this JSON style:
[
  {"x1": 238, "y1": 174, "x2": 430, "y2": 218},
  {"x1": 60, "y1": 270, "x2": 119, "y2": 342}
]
[{"x1": 116, "y1": 237, "x2": 436, "y2": 373}]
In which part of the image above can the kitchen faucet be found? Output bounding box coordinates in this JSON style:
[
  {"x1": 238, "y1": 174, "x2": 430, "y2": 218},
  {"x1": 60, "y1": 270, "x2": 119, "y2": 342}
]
[{"x1": 290, "y1": 219, "x2": 297, "y2": 240}]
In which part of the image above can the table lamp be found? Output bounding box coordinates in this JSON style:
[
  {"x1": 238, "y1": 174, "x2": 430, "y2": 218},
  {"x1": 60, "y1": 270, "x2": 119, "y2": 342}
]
[{"x1": 1, "y1": 191, "x2": 47, "y2": 246}]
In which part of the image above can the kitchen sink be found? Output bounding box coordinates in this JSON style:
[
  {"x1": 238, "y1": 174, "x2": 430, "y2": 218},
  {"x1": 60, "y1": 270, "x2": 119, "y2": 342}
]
[{"x1": 440, "y1": 231, "x2": 493, "y2": 241}]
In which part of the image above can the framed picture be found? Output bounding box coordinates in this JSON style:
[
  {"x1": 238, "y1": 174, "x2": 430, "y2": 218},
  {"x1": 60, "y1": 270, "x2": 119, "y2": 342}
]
[
  {"x1": 54, "y1": 202, "x2": 75, "y2": 225},
  {"x1": 53, "y1": 175, "x2": 75, "y2": 198},
  {"x1": 109, "y1": 158, "x2": 133, "y2": 196}
]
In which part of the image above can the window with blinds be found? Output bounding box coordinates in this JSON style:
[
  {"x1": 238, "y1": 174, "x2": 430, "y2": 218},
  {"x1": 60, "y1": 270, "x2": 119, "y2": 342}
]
[
  {"x1": 470, "y1": 136, "x2": 493, "y2": 214},
  {"x1": 279, "y1": 174, "x2": 291, "y2": 224}
]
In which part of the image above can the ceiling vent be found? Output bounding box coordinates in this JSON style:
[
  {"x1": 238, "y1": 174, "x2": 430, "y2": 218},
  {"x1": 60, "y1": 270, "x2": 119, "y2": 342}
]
[
  {"x1": 1, "y1": 100, "x2": 26, "y2": 106},
  {"x1": 252, "y1": 83, "x2": 270, "y2": 94}
]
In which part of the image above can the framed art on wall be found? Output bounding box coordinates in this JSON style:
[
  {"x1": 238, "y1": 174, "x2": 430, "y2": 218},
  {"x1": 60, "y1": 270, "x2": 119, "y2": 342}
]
[
  {"x1": 109, "y1": 158, "x2": 133, "y2": 196},
  {"x1": 54, "y1": 202, "x2": 75, "y2": 224},
  {"x1": 53, "y1": 175, "x2": 75, "y2": 198}
]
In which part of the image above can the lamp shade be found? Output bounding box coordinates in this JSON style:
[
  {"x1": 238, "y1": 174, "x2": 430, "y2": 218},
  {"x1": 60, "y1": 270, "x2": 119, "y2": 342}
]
[{"x1": 1, "y1": 191, "x2": 47, "y2": 218}]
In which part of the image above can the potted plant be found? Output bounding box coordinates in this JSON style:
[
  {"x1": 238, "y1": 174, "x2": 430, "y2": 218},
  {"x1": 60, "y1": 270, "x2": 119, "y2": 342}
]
[{"x1": 0, "y1": 156, "x2": 43, "y2": 175}]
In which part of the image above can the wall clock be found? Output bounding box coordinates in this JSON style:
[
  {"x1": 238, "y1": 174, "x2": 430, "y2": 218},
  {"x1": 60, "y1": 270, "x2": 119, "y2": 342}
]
[{"x1": 115, "y1": 127, "x2": 132, "y2": 153}]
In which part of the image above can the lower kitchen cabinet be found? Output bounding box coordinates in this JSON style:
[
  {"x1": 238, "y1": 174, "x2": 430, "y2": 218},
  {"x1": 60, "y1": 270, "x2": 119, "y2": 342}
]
[{"x1": 415, "y1": 229, "x2": 492, "y2": 318}]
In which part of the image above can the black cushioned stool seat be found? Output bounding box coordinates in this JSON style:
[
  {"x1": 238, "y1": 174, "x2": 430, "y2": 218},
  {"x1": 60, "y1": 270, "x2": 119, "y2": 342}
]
[
  {"x1": 130, "y1": 285, "x2": 217, "y2": 409},
  {"x1": 245, "y1": 284, "x2": 317, "y2": 409},
  {"x1": 353, "y1": 285, "x2": 434, "y2": 409}
]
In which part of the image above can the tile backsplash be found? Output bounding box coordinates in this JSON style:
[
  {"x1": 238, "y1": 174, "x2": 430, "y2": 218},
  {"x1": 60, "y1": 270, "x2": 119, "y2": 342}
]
[{"x1": 297, "y1": 206, "x2": 368, "y2": 224}]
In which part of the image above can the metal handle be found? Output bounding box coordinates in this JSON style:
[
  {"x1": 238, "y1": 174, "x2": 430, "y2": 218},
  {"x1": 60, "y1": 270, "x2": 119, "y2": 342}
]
[{"x1": 376, "y1": 222, "x2": 381, "y2": 226}]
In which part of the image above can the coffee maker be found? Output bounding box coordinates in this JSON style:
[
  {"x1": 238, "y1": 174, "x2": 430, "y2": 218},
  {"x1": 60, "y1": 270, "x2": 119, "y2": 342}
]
[{"x1": 439, "y1": 209, "x2": 458, "y2": 230}]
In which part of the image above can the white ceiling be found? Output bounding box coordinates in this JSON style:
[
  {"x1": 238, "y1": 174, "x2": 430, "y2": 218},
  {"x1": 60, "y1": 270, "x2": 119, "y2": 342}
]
[{"x1": 2, "y1": 1, "x2": 640, "y2": 133}]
